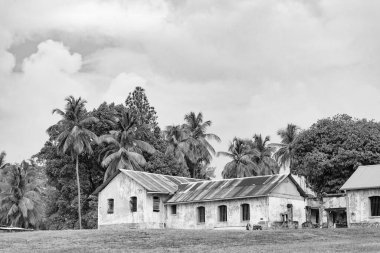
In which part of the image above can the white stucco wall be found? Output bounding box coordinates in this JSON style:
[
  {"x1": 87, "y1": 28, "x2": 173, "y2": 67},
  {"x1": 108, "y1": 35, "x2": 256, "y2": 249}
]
[
  {"x1": 166, "y1": 197, "x2": 269, "y2": 229},
  {"x1": 98, "y1": 173, "x2": 168, "y2": 229},
  {"x1": 346, "y1": 188, "x2": 380, "y2": 226},
  {"x1": 267, "y1": 196, "x2": 306, "y2": 225}
]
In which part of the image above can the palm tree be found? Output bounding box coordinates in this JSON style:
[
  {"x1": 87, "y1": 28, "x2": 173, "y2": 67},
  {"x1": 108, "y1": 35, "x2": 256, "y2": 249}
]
[
  {"x1": 0, "y1": 161, "x2": 43, "y2": 228},
  {"x1": 183, "y1": 112, "x2": 221, "y2": 178},
  {"x1": 99, "y1": 110, "x2": 155, "y2": 181},
  {"x1": 251, "y1": 134, "x2": 279, "y2": 175},
  {"x1": 0, "y1": 151, "x2": 8, "y2": 170},
  {"x1": 163, "y1": 125, "x2": 191, "y2": 170},
  {"x1": 218, "y1": 138, "x2": 260, "y2": 178},
  {"x1": 272, "y1": 124, "x2": 300, "y2": 172},
  {"x1": 52, "y1": 96, "x2": 98, "y2": 229}
]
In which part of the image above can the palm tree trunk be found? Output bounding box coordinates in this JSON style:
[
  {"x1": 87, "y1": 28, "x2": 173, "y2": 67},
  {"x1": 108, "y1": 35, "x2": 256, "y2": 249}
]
[{"x1": 76, "y1": 155, "x2": 82, "y2": 229}]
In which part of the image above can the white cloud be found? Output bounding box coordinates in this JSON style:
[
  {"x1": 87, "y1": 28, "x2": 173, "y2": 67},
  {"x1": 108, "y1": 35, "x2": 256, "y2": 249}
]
[
  {"x1": 2, "y1": 0, "x2": 380, "y2": 178},
  {"x1": 103, "y1": 72, "x2": 147, "y2": 105}
]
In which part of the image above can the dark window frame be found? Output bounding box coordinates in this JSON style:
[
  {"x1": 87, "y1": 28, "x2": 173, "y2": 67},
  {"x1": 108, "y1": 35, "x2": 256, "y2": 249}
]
[
  {"x1": 130, "y1": 196, "x2": 137, "y2": 212},
  {"x1": 171, "y1": 205, "x2": 177, "y2": 215},
  {"x1": 197, "y1": 206, "x2": 205, "y2": 223},
  {"x1": 107, "y1": 199, "x2": 114, "y2": 214},
  {"x1": 153, "y1": 196, "x2": 160, "y2": 212},
  {"x1": 370, "y1": 196, "x2": 380, "y2": 216},
  {"x1": 218, "y1": 205, "x2": 227, "y2": 222},
  {"x1": 241, "y1": 203, "x2": 250, "y2": 221}
]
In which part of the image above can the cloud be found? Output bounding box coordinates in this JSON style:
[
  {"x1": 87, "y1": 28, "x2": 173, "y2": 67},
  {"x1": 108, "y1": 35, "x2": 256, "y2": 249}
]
[
  {"x1": 0, "y1": 40, "x2": 88, "y2": 162},
  {"x1": 2, "y1": 0, "x2": 380, "y2": 178},
  {"x1": 103, "y1": 72, "x2": 147, "y2": 105}
]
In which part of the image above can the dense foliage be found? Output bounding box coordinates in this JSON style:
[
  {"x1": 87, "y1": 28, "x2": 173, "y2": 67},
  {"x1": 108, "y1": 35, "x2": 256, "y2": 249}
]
[
  {"x1": 34, "y1": 87, "x2": 210, "y2": 229},
  {"x1": 219, "y1": 136, "x2": 279, "y2": 179},
  {"x1": 0, "y1": 161, "x2": 44, "y2": 228},
  {"x1": 292, "y1": 114, "x2": 380, "y2": 194}
]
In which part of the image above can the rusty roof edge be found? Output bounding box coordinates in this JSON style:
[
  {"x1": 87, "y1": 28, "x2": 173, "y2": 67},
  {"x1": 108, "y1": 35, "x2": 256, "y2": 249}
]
[{"x1": 165, "y1": 194, "x2": 270, "y2": 205}]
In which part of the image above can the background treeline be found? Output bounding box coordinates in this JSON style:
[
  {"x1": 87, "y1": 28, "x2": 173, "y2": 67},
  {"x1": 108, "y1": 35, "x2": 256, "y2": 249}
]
[{"x1": 2, "y1": 87, "x2": 380, "y2": 230}]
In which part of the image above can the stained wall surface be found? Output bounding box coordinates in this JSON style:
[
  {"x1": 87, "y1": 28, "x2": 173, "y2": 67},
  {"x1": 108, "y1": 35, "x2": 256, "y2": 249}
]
[
  {"x1": 98, "y1": 173, "x2": 168, "y2": 229},
  {"x1": 166, "y1": 197, "x2": 269, "y2": 229},
  {"x1": 346, "y1": 188, "x2": 380, "y2": 226}
]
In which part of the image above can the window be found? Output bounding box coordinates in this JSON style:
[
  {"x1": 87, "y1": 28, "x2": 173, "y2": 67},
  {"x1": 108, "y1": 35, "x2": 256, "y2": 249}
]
[
  {"x1": 370, "y1": 196, "x2": 380, "y2": 216},
  {"x1": 171, "y1": 205, "x2": 177, "y2": 215},
  {"x1": 218, "y1": 205, "x2": 227, "y2": 222},
  {"x1": 153, "y1": 196, "x2": 160, "y2": 212},
  {"x1": 241, "y1": 204, "x2": 250, "y2": 221},
  {"x1": 107, "y1": 199, "x2": 114, "y2": 214},
  {"x1": 130, "y1": 197, "x2": 137, "y2": 212},
  {"x1": 197, "y1": 206, "x2": 205, "y2": 223}
]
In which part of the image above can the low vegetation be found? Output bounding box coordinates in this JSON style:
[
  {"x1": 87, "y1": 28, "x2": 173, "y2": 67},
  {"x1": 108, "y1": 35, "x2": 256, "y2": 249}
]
[{"x1": 1, "y1": 228, "x2": 380, "y2": 252}]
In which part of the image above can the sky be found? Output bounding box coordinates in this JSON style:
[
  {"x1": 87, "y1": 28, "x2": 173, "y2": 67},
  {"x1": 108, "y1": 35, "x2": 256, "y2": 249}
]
[{"x1": 1, "y1": 0, "x2": 380, "y2": 178}]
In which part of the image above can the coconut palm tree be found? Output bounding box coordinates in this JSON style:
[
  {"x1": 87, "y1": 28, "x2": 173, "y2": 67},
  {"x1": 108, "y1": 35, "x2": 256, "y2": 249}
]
[
  {"x1": 0, "y1": 151, "x2": 7, "y2": 170},
  {"x1": 0, "y1": 160, "x2": 43, "y2": 228},
  {"x1": 183, "y1": 112, "x2": 221, "y2": 178},
  {"x1": 163, "y1": 125, "x2": 192, "y2": 169},
  {"x1": 251, "y1": 134, "x2": 279, "y2": 175},
  {"x1": 272, "y1": 124, "x2": 300, "y2": 172},
  {"x1": 218, "y1": 138, "x2": 260, "y2": 178},
  {"x1": 99, "y1": 110, "x2": 155, "y2": 181},
  {"x1": 52, "y1": 96, "x2": 98, "y2": 229}
]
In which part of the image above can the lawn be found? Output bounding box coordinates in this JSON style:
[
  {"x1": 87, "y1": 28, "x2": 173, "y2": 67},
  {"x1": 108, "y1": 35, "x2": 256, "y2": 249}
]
[{"x1": 1, "y1": 227, "x2": 380, "y2": 252}]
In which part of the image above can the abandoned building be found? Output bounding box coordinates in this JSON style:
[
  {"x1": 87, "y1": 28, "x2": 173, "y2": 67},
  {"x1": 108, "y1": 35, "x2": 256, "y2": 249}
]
[
  {"x1": 94, "y1": 169, "x2": 308, "y2": 229},
  {"x1": 340, "y1": 164, "x2": 380, "y2": 227}
]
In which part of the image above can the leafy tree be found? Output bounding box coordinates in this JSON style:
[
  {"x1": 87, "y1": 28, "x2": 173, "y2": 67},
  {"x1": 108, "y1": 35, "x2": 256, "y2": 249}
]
[
  {"x1": 145, "y1": 152, "x2": 190, "y2": 177},
  {"x1": 52, "y1": 96, "x2": 99, "y2": 229},
  {"x1": 183, "y1": 112, "x2": 221, "y2": 178},
  {"x1": 0, "y1": 161, "x2": 43, "y2": 228},
  {"x1": 272, "y1": 124, "x2": 300, "y2": 171},
  {"x1": 125, "y1": 86, "x2": 159, "y2": 131},
  {"x1": 251, "y1": 134, "x2": 279, "y2": 175},
  {"x1": 218, "y1": 138, "x2": 260, "y2": 178},
  {"x1": 98, "y1": 110, "x2": 155, "y2": 181},
  {"x1": 292, "y1": 114, "x2": 380, "y2": 193}
]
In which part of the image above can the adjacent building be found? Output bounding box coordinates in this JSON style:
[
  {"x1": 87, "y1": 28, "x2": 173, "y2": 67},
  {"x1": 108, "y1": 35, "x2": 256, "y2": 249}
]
[{"x1": 341, "y1": 164, "x2": 380, "y2": 227}]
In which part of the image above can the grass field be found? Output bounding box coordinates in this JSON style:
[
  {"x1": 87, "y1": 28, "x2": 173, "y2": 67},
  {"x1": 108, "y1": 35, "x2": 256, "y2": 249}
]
[{"x1": 1, "y1": 227, "x2": 380, "y2": 252}]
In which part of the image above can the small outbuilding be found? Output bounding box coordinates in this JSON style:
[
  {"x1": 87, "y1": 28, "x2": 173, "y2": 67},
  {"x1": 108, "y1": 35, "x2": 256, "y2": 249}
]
[{"x1": 341, "y1": 164, "x2": 380, "y2": 227}]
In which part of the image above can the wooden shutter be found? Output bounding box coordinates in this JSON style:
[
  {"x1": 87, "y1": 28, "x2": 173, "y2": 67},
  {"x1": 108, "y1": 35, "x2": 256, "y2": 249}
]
[
  {"x1": 107, "y1": 199, "x2": 114, "y2": 214},
  {"x1": 130, "y1": 197, "x2": 137, "y2": 212},
  {"x1": 219, "y1": 205, "x2": 227, "y2": 222},
  {"x1": 198, "y1": 206, "x2": 205, "y2": 223},
  {"x1": 242, "y1": 204, "x2": 250, "y2": 221},
  {"x1": 153, "y1": 196, "x2": 160, "y2": 212}
]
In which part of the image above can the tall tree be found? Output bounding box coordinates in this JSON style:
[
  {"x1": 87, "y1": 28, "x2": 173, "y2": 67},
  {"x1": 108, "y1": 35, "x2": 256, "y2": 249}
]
[
  {"x1": 52, "y1": 96, "x2": 98, "y2": 229},
  {"x1": 272, "y1": 124, "x2": 300, "y2": 172},
  {"x1": 183, "y1": 112, "x2": 221, "y2": 178},
  {"x1": 293, "y1": 114, "x2": 380, "y2": 193},
  {"x1": 0, "y1": 161, "x2": 43, "y2": 228},
  {"x1": 251, "y1": 134, "x2": 279, "y2": 175},
  {"x1": 163, "y1": 125, "x2": 191, "y2": 170},
  {"x1": 125, "y1": 86, "x2": 159, "y2": 132},
  {"x1": 99, "y1": 110, "x2": 155, "y2": 181},
  {"x1": 0, "y1": 151, "x2": 8, "y2": 170},
  {"x1": 218, "y1": 138, "x2": 260, "y2": 178}
]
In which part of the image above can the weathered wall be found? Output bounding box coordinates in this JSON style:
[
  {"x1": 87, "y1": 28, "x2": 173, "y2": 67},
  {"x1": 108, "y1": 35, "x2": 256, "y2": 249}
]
[
  {"x1": 98, "y1": 173, "x2": 168, "y2": 229},
  {"x1": 346, "y1": 188, "x2": 380, "y2": 226},
  {"x1": 166, "y1": 197, "x2": 269, "y2": 229},
  {"x1": 267, "y1": 197, "x2": 306, "y2": 225}
]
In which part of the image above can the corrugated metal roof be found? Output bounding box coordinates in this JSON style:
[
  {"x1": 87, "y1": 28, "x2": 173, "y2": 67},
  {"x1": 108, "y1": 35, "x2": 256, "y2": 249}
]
[
  {"x1": 340, "y1": 164, "x2": 380, "y2": 190},
  {"x1": 92, "y1": 169, "x2": 202, "y2": 195},
  {"x1": 120, "y1": 169, "x2": 201, "y2": 194},
  {"x1": 166, "y1": 174, "x2": 304, "y2": 204}
]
